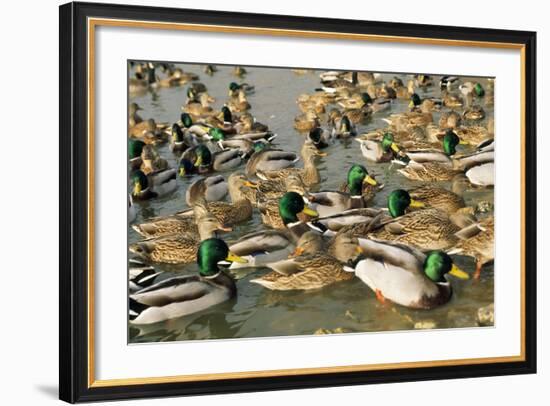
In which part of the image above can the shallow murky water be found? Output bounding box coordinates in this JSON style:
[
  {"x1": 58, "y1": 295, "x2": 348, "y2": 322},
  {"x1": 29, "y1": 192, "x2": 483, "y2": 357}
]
[{"x1": 128, "y1": 64, "x2": 494, "y2": 343}]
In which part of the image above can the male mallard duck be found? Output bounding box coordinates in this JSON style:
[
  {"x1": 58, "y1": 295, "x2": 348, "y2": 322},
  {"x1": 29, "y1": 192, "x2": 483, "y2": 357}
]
[
  {"x1": 228, "y1": 82, "x2": 255, "y2": 97},
  {"x1": 128, "y1": 139, "x2": 145, "y2": 170},
  {"x1": 130, "y1": 168, "x2": 177, "y2": 201},
  {"x1": 448, "y1": 216, "x2": 494, "y2": 279},
  {"x1": 366, "y1": 189, "x2": 460, "y2": 251},
  {"x1": 258, "y1": 191, "x2": 319, "y2": 233},
  {"x1": 250, "y1": 234, "x2": 357, "y2": 291},
  {"x1": 353, "y1": 238, "x2": 469, "y2": 309},
  {"x1": 463, "y1": 105, "x2": 486, "y2": 121},
  {"x1": 178, "y1": 145, "x2": 243, "y2": 176},
  {"x1": 409, "y1": 93, "x2": 442, "y2": 112},
  {"x1": 331, "y1": 115, "x2": 357, "y2": 138},
  {"x1": 439, "y1": 76, "x2": 460, "y2": 91},
  {"x1": 129, "y1": 238, "x2": 247, "y2": 324},
  {"x1": 308, "y1": 164, "x2": 379, "y2": 217},
  {"x1": 306, "y1": 127, "x2": 333, "y2": 149},
  {"x1": 397, "y1": 129, "x2": 467, "y2": 166},
  {"x1": 356, "y1": 132, "x2": 401, "y2": 163},
  {"x1": 185, "y1": 175, "x2": 228, "y2": 206},
  {"x1": 204, "y1": 65, "x2": 217, "y2": 76},
  {"x1": 459, "y1": 82, "x2": 485, "y2": 107},
  {"x1": 245, "y1": 147, "x2": 298, "y2": 178},
  {"x1": 255, "y1": 143, "x2": 326, "y2": 188},
  {"x1": 129, "y1": 63, "x2": 157, "y2": 94}
]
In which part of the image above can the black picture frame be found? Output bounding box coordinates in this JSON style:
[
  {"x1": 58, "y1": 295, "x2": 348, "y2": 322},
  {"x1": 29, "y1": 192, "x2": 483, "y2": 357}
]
[{"x1": 59, "y1": 1, "x2": 537, "y2": 403}]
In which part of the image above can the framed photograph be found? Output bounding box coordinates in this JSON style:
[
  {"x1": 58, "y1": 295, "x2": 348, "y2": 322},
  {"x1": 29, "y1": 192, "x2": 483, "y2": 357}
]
[{"x1": 59, "y1": 1, "x2": 537, "y2": 403}]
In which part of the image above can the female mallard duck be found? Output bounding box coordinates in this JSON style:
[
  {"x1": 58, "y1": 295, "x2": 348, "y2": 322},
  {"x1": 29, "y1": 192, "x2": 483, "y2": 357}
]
[
  {"x1": 395, "y1": 79, "x2": 416, "y2": 99},
  {"x1": 130, "y1": 168, "x2": 177, "y2": 201},
  {"x1": 356, "y1": 132, "x2": 401, "y2": 163},
  {"x1": 448, "y1": 216, "x2": 494, "y2": 279},
  {"x1": 140, "y1": 144, "x2": 169, "y2": 175},
  {"x1": 129, "y1": 203, "x2": 232, "y2": 264},
  {"x1": 178, "y1": 145, "x2": 243, "y2": 176},
  {"x1": 182, "y1": 90, "x2": 214, "y2": 117},
  {"x1": 442, "y1": 92, "x2": 464, "y2": 108},
  {"x1": 409, "y1": 93, "x2": 442, "y2": 112},
  {"x1": 463, "y1": 105, "x2": 486, "y2": 121},
  {"x1": 233, "y1": 66, "x2": 247, "y2": 77},
  {"x1": 382, "y1": 110, "x2": 433, "y2": 132},
  {"x1": 308, "y1": 164, "x2": 379, "y2": 217},
  {"x1": 129, "y1": 118, "x2": 170, "y2": 144},
  {"x1": 129, "y1": 238, "x2": 247, "y2": 324},
  {"x1": 353, "y1": 238, "x2": 469, "y2": 309},
  {"x1": 366, "y1": 189, "x2": 460, "y2": 251},
  {"x1": 255, "y1": 143, "x2": 326, "y2": 188},
  {"x1": 298, "y1": 97, "x2": 326, "y2": 115},
  {"x1": 438, "y1": 111, "x2": 462, "y2": 129},
  {"x1": 454, "y1": 125, "x2": 491, "y2": 146},
  {"x1": 407, "y1": 184, "x2": 465, "y2": 214},
  {"x1": 245, "y1": 147, "x2": 298, "y2": 178},
  {"x1": 250, "y1": 233, "x2": 357, "y2": 291},
  {"x1": 129, "y1": 63, "x2": 157, "y2": 94},
  {"x1": 246, "y1": 172, "x2": 307, "y2": 204},
  {"x1": 294, "y1": 110, "x2": 321, "y2": 133},
  {"x1": 185, "y1": 175, "x2": 228, "y2": 206},
  {"x1": 226, "y1": 91, "x2": 251, "y2": 112},
  {"x1": 129, "y1": 102, "x2": 143, "y2": 127},
  {"x1": 258, "y1": 191, "x2": 319, "y2": 233},
  {"x1": 235, "y1": 113, "x2": 269, "y2": 134}
]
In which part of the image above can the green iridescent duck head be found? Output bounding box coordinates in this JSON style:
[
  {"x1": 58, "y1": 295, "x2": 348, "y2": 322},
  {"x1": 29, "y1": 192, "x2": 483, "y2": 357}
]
[
  {"x1": 208, "y1": 128, "x2": 226, "y2": 141},
  {"x1": 474, "y1": 83, "x2": 485, "y2": 97},
  {"x1": 347, "y1": 164, "x2": 377, "y2": 196},
  {"x1": 180, "y1": 113, "x2": 193, "y2": 128},
  {"x1": 221, "y1": 106, "x2": 233, "y2": 123},
  {"x1": 128, "y1": 139, "x2": 145, "y2": 160},
  {"x1": 423, "y1": 251, "x2": 469, "y2": 282},
  {"x1": 409, "y1": 93, "x2": 422, "y2": 108},
  {"x1": 130, "y1": 169, "x2": 148, "y2": 196},
  {"x1": 171, "y1": 124, "x2": 184, "y2": 143},
  {"x1": 361, "y1": 92, "x2": 373, "y2": 105},
  {"x1": 442, "y1": 130, "x2": 465, "y2": 156},
  {"x1": 381, "y1": 132, "x2": 400, "y2": 153},
  {"x1": 387, "y1": 189, "x2": 425, "y2": 218},
  {"x1": 278, "y1": 192, "x2": 318, "y2": 225},
  {"x1": 197, "y1": 238, "x2": 247, "y2": 277}
]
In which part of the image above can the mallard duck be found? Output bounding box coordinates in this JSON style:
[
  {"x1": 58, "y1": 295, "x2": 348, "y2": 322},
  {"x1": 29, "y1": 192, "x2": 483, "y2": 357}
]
[
  {"x1": 128, "y1": 139, "x2": 145, "y2": 170},
  {"x1": 204, "y1": 65, "x2": 217, "y2": 75},
  {"x1": 226, "y1": 91, "x2": 251, "y2": 112},
  {"x1": 463, "y1": 105, "x2": 486, "y2": 121},
  {"x1": 258, "y1": 191, "x2": 319, "y2": 233},
  {"x1": 356, "y1": 132, "x2": 400, "y2": 163},
  {"x1": 382, "y1": 111, "x2": 433, "y2": 132},
  {"x1": 353, "y1": 238, "x2": 469, "y2": 309},
  {"x1": 228, "y1": 82, "x2": 255, "y2": 97},
  {"x1": 178, "y1": 145, "x2": 243, "y2": 176},
  {"x1": 233, "y1": 66, "x2": 247, "y2": 77},
  {"x1": 140, "y1": 144, "x2": 169, "y2": 175},
  {"x1": 129, "y1": 118, "x2": 169, "y2": 143},
  {"x1": 130, "y1": 168, "x2": 177, "y2": 201},
  {"x1": 182, "y1": 90, "x2": 214, "y2": 117},
  {"x1": 397, "y1": 129, "x2": 467, "y2": 166},
  {"x1": 439, "y1": 76, "x2": 460, "y2": 91},
  {"x1": 438, "y1": 111, "x2": 462, "y2": 129},
  {"x1": 395, "y1": 79, "x2": 416, "y2": 99},
  {"x1": 331, "y1": 115, "x2": 357, "y2": 138},
  {"x1": 294, "y1": 110, "x2": 321, "y2": 132},
  {"x1": 128, "y1": 259, "x2": 162, "y2": 294},
  {"x1": 129, "y1": 102, "x2": 143, "y2": 127},
  {"x1": 453, "y1": 143, "x2": 494, "y2": 187},
  {"x1": 245, "y1": 147, "x2": 298, "y2": 178},
  {"x1": 129, "y1": 238, "x2": 247, "y2": 324},
  {"x1": 454, "y1": 125, "x2": 491, "y2": 146},
  {"x1": 366, "y1": 189, "x2": 460, "y2": 251},
  {"x1": 246, "y1": 172, "x2": 307, "y2": 204},
  {"x1": 308, "y1": 164, "x2": 379, "y2": 217},
  {"x1": 228, "y1": 229, "x2": 297, "y2": 269},
  {"x1": 185, "y1": 175, "x2": 228, "y2": 205},
  {"x1": 448, "y1": 216, "x2": 494, "y2": 279},
  {"x1": 306, "y1": 127, "x2": 333, "y2": 149},
  {"x1": 414, "y1": 74, "x2": 433, "y2": 88},
  {"x1": 442, "y1": 92, "x2": 464, "y2": 108},
  {"x1": 408, "y1": 185, "x2": 465, "y2": 214},
  {"x1": 129, "y1": 63, "x2": 157, "y2": 94},
  {"x1": 129, "y1": 204, "x2": 232, "y2": 264},
  {"x1": 409, "y1": 93, "x2": 442, "y2": 112},
  {"x1": 250, "y1": 234, "x2": 357, "y2": 291},
  {"x1": 459, "y1": 82, "x2": 485, "y2": 107},
  {"x1": 255, "y1": 143, "x2": 326, "y2": 187}
]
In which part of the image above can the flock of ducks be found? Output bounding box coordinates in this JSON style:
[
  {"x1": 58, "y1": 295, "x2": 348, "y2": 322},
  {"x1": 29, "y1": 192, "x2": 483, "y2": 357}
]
[{"x1": 127, "y1": 62, "x2": 494, "y2": 329}]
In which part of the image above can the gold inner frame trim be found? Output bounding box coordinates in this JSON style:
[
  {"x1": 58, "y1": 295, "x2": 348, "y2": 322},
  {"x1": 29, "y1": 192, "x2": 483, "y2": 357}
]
[{"x1": 87, "y1": 17, "x2": 527, "y2": 388}]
